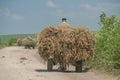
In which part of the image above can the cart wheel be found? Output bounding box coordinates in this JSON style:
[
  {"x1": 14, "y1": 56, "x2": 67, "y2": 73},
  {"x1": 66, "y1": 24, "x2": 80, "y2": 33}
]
[
  {"x1": 47, "y1": 58, "x2": 53, "y2": 71},
  {"x1": 75, "y1": 60, "x2": 82, "y2": 72}
]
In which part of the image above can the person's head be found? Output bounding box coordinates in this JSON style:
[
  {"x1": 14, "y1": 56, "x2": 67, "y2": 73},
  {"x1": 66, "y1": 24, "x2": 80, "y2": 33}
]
[{"x1": 62, "y1": 18, "x2": 67, "y2": 22}]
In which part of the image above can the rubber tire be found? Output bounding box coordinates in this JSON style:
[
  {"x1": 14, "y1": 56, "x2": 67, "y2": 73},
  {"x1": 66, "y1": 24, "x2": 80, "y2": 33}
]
[
  {"x1": 75, "y1": 60, "x2": 82, "y2": 72},
  {"x1": 47, "y1": 58, "x2": 53, "y2": 71}
]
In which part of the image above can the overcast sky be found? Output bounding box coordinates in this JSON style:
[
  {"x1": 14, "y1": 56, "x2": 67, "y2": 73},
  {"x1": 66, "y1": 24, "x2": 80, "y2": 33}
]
[{"x1": 0, "y1": 0, "x2": 120, "y2": 35}]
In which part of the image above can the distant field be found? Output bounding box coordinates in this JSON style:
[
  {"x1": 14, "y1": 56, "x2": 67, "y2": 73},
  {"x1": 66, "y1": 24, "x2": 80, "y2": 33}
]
[{"x1": 0, "y1": 34, "x2": 36, "y2": 42}]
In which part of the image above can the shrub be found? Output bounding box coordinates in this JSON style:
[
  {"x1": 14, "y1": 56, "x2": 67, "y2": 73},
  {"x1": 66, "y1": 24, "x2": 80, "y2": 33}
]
[
  {"x1": 7, "y1": 38, "x2": 17, "y2": 46},
  {"x1": 93, "y1": 12, "x2": 120, "y2": 75}
]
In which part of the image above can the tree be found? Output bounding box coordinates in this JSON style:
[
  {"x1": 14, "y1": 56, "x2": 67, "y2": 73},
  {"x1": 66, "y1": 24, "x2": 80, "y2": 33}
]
[{"x1": 94, "y1": 12, "x2": 120, "y2": 74}]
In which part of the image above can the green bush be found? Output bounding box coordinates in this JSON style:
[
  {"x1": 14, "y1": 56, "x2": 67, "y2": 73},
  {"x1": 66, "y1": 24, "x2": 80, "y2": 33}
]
[
  {"x1": 0, "y1": 37, "x2": 5, "y2": 49},
  {"x1": 7, "y1": 38, "x2": 17, "y2": 46},
  {"x1": 92, "y1": 12, "x2": 120, "y2": 75}
]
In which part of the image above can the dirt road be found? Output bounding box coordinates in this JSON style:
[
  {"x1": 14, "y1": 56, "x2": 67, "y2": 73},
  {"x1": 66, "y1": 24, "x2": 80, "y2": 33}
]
[{"x1": 0, "y1": 47, "x2": 118, "y2": 80}]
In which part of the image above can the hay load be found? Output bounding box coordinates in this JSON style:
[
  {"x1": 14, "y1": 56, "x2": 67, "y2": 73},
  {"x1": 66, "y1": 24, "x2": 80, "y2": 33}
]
[
  {"x1": 37, "y1": 18, "x2": 95, "y2": 71},
  {"x1": 22, "y1": 37, "x2": 36, "y2": 49},
  {"x1": 17, "y1": 39, "x2": 23, "y2": 46}
]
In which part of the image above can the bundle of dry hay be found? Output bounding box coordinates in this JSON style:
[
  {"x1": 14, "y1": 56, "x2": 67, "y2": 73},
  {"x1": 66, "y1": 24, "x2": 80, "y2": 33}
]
[
  {"x1": 17, "y1": 39, "x2": 23, "y2": 46},
  {"x1": 22, "y1": 37, "x2": 36, "y2": 48},
  {"x1": 37, "y1": 23, "x2": 95, "y2": 65}
]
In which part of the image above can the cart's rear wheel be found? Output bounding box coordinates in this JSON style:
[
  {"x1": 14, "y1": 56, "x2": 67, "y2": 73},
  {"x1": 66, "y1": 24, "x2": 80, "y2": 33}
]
[
  {"x1": 47, "y1": 58, "x2": 53, "y2": 71},
  {"x1": 75, "y1": 60, "x2": 82, "y2": 72}
]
